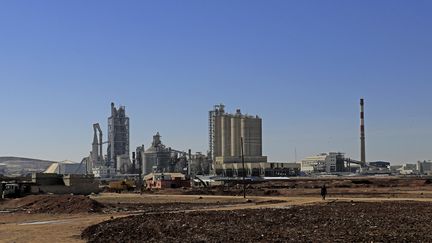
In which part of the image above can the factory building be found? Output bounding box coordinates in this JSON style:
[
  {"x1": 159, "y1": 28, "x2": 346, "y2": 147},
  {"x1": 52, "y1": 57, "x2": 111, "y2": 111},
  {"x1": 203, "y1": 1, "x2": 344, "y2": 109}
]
[
  {"x1": 390, "y1": 161, "x2": 432, "y2": 175},
  {"x1": 26, "y1": 173, "x2": 100, "y2": 195},
  {"x1": 143, "y1": 132, "x2": 172, "y2": 174},
  {"x1": 209, "y1": 104, "x2": 268, "y2": 175},
  {"x1": 144, "y1": 173, "x2": 190, "y2": 189},
  {"x1": 417, "y1": 160, "x2": 432, "y2": 175},
  {"x1": 189, "y1": 152, "x2": 212, "y2": 177},
  {"x1": 208, "y1": 104, "x2": 300, "y2": 177},
  {"x1": 216, "y1": 161, "x2": 300, "y2": 177},
  {"x1": 116, "y1": 154, "x2": 132, "y2": 174},
  {"x1": 301, "y1": 152, "x2": 347, "y2": 173},
  {"x1": 209, "y1": 104, "x2": 266, "y2": 164},
  {"x1": 395, "y1": 163, "x2": 418, "y2": 175},
  {"x1": 142, "y1": 132, "x2": 188, "y2": 175},
  {"x1": 107, "y1": 102, "x2": 130, "y2": 169}
]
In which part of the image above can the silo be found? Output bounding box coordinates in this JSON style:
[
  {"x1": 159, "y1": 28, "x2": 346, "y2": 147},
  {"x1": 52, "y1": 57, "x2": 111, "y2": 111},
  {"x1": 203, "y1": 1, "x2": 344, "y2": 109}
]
[
  {"x1": 241, "y1": 116, "x2": 262, "y2": 157},
  {"x1": 142, "y1": 148, "x2": 156, "y2": 175},
  {"x1": 230, "y1": 111, "x2": 241, "y2": 157},
  {"x1": 221, "y1": 115, "x2": 231, "y2": 157},
  {"x1": 252, "y1": 116, "x2": 263, "y2": 156},
  {"x1": 142, "y1": 133, "x2": 171, "y2": 175},
  {"x1": 213, "y1": 115, "x2": 222, "y2": 158}
]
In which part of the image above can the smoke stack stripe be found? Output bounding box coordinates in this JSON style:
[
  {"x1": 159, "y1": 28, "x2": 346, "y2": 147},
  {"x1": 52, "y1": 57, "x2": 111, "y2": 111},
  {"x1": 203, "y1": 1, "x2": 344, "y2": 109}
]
[{"x1": 360, "y1": 98, "x2": 366, "y2": 163}]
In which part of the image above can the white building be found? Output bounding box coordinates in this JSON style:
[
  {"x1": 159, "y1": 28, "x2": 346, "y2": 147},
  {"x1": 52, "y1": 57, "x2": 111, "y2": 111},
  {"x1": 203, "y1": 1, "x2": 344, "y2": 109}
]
[
  {"x1": 397, "y1": 163, "x2": 418, "y2": 175},
  {"x1": 92, "y1": 165, "x2": 115, "y2": 178},
  {"x1": 301, "y1": 152, "x2": 345, "y2": 173}
]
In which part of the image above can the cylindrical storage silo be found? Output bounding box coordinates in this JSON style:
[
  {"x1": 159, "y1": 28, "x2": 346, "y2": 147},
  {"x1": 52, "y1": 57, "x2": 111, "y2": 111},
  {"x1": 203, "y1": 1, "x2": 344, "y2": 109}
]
[
  {"x1": 221, "y1": 115, "x2": 231, "y2": 157},
  {"x1": 230, "y1": 115, "x2": 241, "y2": 157}
]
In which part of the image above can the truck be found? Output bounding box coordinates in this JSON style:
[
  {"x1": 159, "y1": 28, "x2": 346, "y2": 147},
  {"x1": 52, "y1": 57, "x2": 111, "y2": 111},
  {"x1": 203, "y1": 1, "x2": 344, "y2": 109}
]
[{"x1": 108, "y1": 180, "x2": 136, "y2": 193}]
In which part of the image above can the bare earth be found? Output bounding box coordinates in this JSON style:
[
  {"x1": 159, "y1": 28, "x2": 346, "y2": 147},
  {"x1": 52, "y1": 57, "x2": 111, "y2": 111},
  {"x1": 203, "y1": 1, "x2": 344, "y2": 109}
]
[
  {"x1": 1, "y1": 181, "x2": 432, "y2": 243},
  {"x1": 83, "y1": 201, "x2": 432, "y2": 243},
  {"x1": 0, "y1": 194, "x2": 309, "y2": 243}
]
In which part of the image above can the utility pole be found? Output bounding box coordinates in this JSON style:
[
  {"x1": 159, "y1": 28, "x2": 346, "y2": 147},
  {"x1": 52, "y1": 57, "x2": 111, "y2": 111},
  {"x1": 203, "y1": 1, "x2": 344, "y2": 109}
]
[
  {"x1": 241, "y1": 137, "x2": 246, "y2": 199},
  {"x1": 136, "y1": 149, "x2": 143, "y2": 193}
]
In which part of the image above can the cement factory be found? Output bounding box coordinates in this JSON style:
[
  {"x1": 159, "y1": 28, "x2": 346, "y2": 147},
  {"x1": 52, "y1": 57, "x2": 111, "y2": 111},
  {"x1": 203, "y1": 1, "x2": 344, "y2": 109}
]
[
  {"x1": 2, "y1": 98, "x2": 432, "y2": 198},
  {"x1": 76, "y1": 98, "x2": 431, "y2": 181},
  {"x1": 78, "y1": 102, "x2": 302, "y2": 182},
  {"x1": 80, "y1": 102, "x2": 212, "y2": 181}
]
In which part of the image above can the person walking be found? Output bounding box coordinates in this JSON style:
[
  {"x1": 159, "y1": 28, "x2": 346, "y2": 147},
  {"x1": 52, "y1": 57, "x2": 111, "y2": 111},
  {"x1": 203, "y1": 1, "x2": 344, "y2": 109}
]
[{"x1": 320, "y1": 184, "x2": 327, "y2": 200}]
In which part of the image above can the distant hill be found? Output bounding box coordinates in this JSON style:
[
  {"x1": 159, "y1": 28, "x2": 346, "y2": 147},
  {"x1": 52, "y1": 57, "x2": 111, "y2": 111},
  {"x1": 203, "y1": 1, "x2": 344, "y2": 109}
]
[
  {"x1": 0, "y1": 156, "x2": 54, "y2": 163},
  {"x1": 0, "y1": 156, "x2": 55, "y2": 177}
]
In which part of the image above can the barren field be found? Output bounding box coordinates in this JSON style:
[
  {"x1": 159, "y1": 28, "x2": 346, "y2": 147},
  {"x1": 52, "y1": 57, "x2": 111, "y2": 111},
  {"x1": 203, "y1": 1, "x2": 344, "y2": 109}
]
[
  {"x1": 2, "y1": 177, "x2": 432, "y2": 243},
  {"x1": 82, "y1": 201, "x2": 432, "y2": 243},
  {"x1": 0, "y1": 193, "x2": 278, "y2": 243}
]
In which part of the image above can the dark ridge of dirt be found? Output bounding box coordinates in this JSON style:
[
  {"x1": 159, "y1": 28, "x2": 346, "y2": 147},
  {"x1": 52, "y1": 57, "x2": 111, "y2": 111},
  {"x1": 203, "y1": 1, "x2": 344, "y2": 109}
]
[
  {"x1": 82, "y1": 201, "x2": 432, "y2": 243},
  {"x1": 248, "y1": 178, "x2": 432, "y2": 189},
  {"x1": 1, "y1": 194, "x2": 281, "y2": 215},
  {"x1": 102, "y1": 200, "x2": 284, "y2": 213},
  {"x1": 183, "y1": 188, "x2": 281, "y2": 197},
  {"x1": 102, "y1": 202, "x2": 232, "y2": 213},
  {"x1": 0, "y1": 195, "x2": 104, "y2": 214}
]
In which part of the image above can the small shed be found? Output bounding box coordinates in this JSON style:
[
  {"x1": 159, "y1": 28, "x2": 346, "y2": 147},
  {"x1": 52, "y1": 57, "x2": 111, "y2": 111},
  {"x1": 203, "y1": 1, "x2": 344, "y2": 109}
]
[{"x1": 144, "y1": 173, "x2": 189, "y2": 189}]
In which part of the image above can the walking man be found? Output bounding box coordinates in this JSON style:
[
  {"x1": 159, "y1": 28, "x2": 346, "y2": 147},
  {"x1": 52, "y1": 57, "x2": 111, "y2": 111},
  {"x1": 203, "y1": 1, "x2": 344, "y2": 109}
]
[{"x1": 321, "y1": 184, "x2": 327, "y2": 200}]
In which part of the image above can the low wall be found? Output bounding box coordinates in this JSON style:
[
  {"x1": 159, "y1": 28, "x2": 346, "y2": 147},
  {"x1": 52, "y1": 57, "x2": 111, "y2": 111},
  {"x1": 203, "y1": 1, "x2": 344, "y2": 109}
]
[{"x1": 31, "y1": 184, "x2": 101, "y2": 195}]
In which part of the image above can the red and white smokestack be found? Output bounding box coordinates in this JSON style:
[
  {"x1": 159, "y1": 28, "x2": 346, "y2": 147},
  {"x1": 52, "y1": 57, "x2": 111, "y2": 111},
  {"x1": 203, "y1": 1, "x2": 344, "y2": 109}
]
[{"x1": 360, "y1": 98, "x2": 366, "y2": 163}]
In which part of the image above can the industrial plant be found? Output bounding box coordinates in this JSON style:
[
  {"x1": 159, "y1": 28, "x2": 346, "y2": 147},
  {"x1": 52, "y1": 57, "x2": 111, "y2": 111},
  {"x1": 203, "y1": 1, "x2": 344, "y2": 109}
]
[
  {"x1": 6, "y1": 97, "x2": 432, "y2": 199},
  {"x1": 299, "y1": 99, "x2": 392, "y2": 175},
  {"x1": 77, "y1": 99, "x2": 406, "y2": 180},
  {"x1": 80, "y1": 102, "x2": 214, "y2": 182},
  {"x1": 3, "y1": 98, "x2": 432, "y2": 243},
  {"x1": 83, "y1": 102, "x2": 131, "y2": 178}
]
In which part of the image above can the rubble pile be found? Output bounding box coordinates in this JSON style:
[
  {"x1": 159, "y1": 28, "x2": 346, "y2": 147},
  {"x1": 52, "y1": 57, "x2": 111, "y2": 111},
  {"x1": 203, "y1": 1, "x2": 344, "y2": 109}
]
[
  {"x1": 2, "y1": 195, "x2": 104, "y2": 214},
  {"x1": 82, "y1": 201, "x2": 432, "y2": 242}
]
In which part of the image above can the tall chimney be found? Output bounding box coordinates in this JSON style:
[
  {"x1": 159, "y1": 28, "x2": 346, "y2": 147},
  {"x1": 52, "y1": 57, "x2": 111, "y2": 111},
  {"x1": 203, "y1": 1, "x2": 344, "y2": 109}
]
[{"x1": 360, "y1": 98, "x2": 366, "y2": 163}]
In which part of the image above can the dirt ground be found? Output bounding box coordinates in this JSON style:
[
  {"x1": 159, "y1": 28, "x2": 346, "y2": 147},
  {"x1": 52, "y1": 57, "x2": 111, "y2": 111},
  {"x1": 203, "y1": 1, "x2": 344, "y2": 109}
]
[
  {"x1": 82, "y1": 201, "x2": 432, "y2": 243},
  {"x1": 0, "y1": 193, "x2": 286, "y2": 243},
  {"x1": 0, "y1": 195, "x2": 104, "y2": 214},
  {"x1": 2, "y1": 178, "x2": 432, "y2": 243}
]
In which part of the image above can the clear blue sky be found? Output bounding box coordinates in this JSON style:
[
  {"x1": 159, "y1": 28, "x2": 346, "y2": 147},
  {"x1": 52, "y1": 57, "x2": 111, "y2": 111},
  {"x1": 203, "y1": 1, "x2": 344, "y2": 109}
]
[{"x1": 1, "y1": 1, "x2": 431, "y2": 164}]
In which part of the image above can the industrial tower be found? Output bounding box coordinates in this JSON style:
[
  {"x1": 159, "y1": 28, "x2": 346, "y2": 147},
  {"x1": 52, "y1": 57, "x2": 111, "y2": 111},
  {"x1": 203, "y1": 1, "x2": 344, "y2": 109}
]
[
  {"x1": 360, "y1": 98, "x2": 366, "y2": 163},
  {"x1": 107, "y1": 102, "x2": 130, "y2": 168}
]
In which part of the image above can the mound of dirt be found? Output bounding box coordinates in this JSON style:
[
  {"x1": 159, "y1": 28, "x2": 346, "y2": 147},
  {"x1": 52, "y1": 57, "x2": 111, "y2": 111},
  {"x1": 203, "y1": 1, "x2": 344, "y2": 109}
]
[
  {"x1": 82, "y1": 201, "x2": 432, "y2": 242},
  {"x1": 2, "y1": 195, "x2": 104, "y2": 214}
]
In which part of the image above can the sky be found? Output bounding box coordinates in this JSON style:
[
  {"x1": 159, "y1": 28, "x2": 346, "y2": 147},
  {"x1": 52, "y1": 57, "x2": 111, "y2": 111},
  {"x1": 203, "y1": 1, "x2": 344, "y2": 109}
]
[{"x1": 0, "y1": 1, "x2": 431, "y2": 164}]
